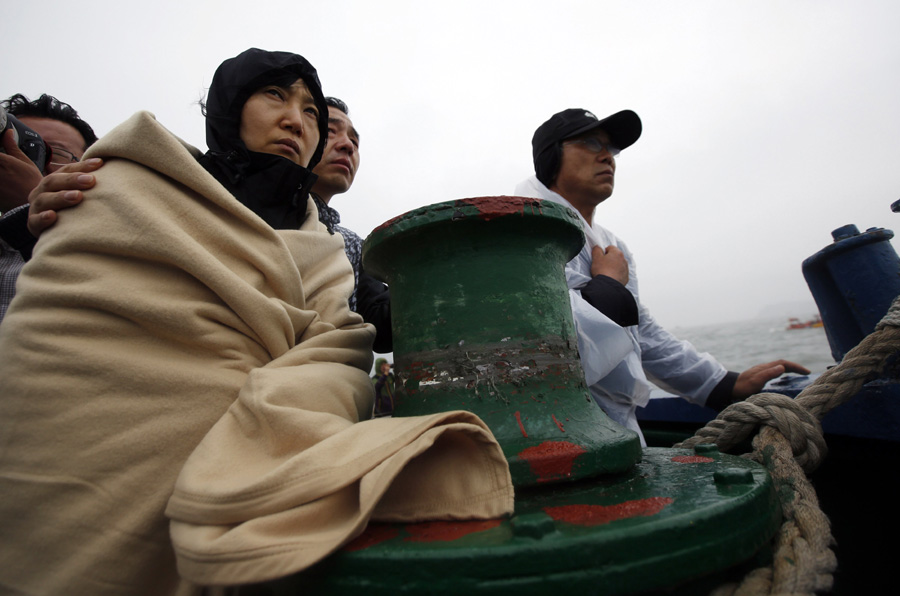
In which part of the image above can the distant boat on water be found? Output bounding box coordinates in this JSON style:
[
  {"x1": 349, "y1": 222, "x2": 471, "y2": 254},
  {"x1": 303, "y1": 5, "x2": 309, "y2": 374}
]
[{"x1": 786, "y1": 314, "x2": 823, "y2": 330}]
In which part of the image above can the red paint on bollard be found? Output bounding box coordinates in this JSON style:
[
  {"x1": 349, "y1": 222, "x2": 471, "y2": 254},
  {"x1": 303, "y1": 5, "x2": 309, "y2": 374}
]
[
  {"x1": 544, "y1": 497, "x2": 674, "y2": 527},
  {"x1": 458, "y1": 196, "x2": 542, "y2": 221},
  {"x1": 519, "y1": 441, "x2": 587, "y2": 482},
  {"x1": 671, "y1": 456, "x2": 715, "y2": 464},
  {"x1": 405, "y1": 519, "x2": 503, "y2": 543},
  {"x1": 343, "y1": 524, "x2": 400, "y2": 551},
  {"x1": 515, "y1": 411, "x2": 528, "y2": 438},
  {"x1": 552, "y1": 414, "x2": 566, "y2": 433}
]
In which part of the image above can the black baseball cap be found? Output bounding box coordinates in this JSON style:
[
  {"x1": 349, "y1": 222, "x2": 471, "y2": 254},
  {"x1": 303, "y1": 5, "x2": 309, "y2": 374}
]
[
  {"x1": 532, "y1": 108, "x2": 642, "y2": 185},
  {"x1": 533, "y1": 108, "x2": 642, "y2": 157}
]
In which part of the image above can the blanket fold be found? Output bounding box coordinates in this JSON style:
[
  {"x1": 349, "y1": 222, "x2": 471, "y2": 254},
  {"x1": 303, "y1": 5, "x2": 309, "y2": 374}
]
[{"x1": 169, "y1": 410, "x2": 512, "y2": 585}]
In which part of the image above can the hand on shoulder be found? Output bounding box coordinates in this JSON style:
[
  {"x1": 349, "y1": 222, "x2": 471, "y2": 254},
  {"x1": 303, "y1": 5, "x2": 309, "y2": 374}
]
[{"x1": 27, "y1": 158, "x2": 103, "y2": 237}]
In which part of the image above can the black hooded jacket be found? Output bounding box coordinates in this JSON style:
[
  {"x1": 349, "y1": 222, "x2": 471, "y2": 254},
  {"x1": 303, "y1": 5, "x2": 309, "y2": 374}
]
[{"x1": 198, "y1": 48, "x2": 330, "y2": 230}]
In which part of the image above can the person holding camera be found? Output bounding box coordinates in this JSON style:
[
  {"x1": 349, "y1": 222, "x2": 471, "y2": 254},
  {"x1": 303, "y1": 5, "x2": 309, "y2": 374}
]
[
  {"x1": 0, "y1": 94, "x2": 96, "y2": 210},
  {"x1": 0, "y1": 93, "x2": 97, "y2": 322}
]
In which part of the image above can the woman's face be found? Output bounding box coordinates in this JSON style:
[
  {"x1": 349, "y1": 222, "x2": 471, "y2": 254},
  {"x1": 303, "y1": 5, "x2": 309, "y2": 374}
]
[{"x1": 239, "y1": 78, "x2": 320, "y2": 167}]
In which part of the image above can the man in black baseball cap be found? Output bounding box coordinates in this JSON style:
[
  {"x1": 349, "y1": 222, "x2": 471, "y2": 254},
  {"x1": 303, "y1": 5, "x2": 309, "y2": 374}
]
[
  {"x1": 532, "y1": 108, "x2": 641, "y2": 193},
  {"x1": 515, "y1": 107, "x2": 809, "y2": 444}
]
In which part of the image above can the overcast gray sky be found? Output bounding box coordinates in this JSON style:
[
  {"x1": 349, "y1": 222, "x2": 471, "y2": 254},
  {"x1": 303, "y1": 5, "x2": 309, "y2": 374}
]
[{"x1": 6, "y1": 0, "x2": 899, "y2": 327}]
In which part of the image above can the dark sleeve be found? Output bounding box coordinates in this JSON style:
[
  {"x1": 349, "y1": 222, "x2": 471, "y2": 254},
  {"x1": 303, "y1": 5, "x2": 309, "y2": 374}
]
[
  {"x1": 580, "y1": 274, "x2": 639, "y2": 327},
  {"x1": 0, "y1": 206, "x2": 37, "y2": 261},
  {"x1": 356, "y1": 269, "x2": 393, "y2": 353},
  {"x1": 704, "y1": 371, "x2": 740, "y2": 412}
]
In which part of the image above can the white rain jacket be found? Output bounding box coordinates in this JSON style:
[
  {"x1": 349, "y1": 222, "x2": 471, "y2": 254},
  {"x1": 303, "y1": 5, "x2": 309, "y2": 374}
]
[{"x1": 515, "y1": 176, "x2": 727, "y2": 444}]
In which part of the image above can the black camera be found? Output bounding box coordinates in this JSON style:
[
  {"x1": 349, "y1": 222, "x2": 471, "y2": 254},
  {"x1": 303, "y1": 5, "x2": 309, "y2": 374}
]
[{"x1": 1, "y1": 104, "x2": 48, "y2": 172}]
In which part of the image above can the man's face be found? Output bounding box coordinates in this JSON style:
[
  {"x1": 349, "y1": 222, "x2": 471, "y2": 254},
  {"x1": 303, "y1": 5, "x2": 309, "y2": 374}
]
[
  {"x1": 18, "y1": 116, "x2": 87, "y2": 173},
  {"x1": 239, "y1": 78, "x2": 320, "y2": 167},
  {"x1": 380, "y1": 362, "x2": 391, "y2": 375},
  {"x1": 312, "y1": 107, "x2": 360, "y2": 196},
  {"x1": 551, "y1": 128, "x2": 617, "y2": 207}
]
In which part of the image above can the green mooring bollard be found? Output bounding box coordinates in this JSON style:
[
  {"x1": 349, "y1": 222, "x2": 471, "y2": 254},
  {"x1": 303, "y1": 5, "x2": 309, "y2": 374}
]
[
  {"x1": 362, "y1": 196, "x2": 641, "y2": 486},
  {"x1": 257, "y1": 197, "x2": 781, "y2": 596}
]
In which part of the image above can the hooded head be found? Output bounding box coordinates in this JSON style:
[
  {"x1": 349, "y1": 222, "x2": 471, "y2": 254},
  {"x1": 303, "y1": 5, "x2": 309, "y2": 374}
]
[
  {"x1": 204, "y1": 48, "x2": 329, "y2": 170},
  {"x1": 374, "y1": 358, "x2": 391, "y2": 375},
  {"x1": 532, "y1": 108, "x2": 642, "y2": 187}
]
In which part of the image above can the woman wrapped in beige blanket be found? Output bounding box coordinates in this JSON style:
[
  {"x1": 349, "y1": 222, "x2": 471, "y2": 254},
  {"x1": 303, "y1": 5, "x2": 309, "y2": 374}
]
[{"x1": 0, "y1": 48, "x2": 512, "y2": 596}]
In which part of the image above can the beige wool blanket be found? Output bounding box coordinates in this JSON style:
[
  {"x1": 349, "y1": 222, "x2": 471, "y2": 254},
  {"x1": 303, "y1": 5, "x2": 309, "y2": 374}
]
[{"x1": 0, "y1": 112, "x2": 513, "y2": 595}]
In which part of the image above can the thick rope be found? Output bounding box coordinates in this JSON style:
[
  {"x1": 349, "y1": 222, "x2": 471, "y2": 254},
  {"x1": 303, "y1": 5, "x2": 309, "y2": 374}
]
[{"x1": 682, "y1": 296, "x2": 900, "y2": 596}]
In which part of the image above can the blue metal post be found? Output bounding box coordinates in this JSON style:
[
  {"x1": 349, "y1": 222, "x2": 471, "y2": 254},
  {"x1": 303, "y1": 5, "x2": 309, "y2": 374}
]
[{"x1": 802, "y1": 225, "x2": 900, "y2": 361}]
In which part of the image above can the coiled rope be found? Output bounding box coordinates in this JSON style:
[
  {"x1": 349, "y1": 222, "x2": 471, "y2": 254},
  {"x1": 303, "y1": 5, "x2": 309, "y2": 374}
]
[{"x1": 675, "y1": 297, "x2": 900, "y2": 596}]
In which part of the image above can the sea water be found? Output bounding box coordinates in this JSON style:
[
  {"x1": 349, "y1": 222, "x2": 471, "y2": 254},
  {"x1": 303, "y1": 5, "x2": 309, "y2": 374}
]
[{"x1": 668, "y1": 317, "x2": 836, "y2": 376}]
